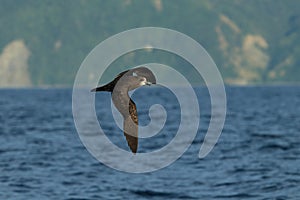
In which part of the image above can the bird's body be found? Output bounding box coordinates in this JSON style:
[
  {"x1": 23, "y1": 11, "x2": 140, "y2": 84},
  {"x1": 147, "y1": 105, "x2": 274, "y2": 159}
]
[{"x1": 91, "y1": 67, "x2": 156, "y2": 153}]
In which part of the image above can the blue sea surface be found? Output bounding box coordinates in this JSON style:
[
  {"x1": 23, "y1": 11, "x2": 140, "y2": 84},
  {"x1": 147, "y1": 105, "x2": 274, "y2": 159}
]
[{"x1": 0, "y1": 86, "x2": 300, "y2": 199}]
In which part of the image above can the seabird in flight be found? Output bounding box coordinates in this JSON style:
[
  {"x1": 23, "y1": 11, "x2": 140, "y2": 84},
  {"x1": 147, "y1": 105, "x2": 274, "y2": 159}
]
[{"x1": 91, "y1": 67, "x2": 156, "y2": 153}]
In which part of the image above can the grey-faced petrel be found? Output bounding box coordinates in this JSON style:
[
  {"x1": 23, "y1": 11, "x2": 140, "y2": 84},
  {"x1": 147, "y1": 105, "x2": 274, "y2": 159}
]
[{"x1": 91, "y1": 67, "x2": 156, "y2": 153}]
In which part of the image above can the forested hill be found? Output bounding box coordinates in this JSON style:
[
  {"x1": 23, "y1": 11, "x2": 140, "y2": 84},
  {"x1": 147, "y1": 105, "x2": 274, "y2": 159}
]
[{"x1": 0, "y1": 0, "x2": 299, "y2": 87}]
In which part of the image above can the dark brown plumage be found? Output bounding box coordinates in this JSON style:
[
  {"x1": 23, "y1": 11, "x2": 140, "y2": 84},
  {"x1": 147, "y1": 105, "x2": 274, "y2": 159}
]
[{"x1": 91, "y1": 67, "x2": 156, "y2": 153}]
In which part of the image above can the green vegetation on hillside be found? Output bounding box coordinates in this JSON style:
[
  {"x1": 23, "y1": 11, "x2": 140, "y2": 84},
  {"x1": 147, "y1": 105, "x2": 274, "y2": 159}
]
[{"x1": 0, "y1": 0, "x2": 299, "y2": 86}]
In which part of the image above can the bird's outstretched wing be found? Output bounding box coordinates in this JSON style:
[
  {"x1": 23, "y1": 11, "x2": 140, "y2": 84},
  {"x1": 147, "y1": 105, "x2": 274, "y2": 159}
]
[
  {"x1": 123, "y1": 99, "x2": 138, "y2": 153},
  {"x1": 91, "y1": 69, "x2": 130, "y2": 92},
  {"x1": 91, "y1": 67, "x2": 156, "y2": 92}
]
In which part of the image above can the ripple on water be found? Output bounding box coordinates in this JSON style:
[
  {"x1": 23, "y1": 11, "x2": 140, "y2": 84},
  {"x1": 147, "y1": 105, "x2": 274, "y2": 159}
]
[{"x1": 0, "y1": 87, "x2": 300, "y2": 199}]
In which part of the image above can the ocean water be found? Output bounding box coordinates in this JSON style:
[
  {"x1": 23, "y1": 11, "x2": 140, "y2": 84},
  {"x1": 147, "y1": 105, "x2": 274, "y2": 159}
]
[{"x1": 0, "y1": 86, "x2": 300, "y2": 200}]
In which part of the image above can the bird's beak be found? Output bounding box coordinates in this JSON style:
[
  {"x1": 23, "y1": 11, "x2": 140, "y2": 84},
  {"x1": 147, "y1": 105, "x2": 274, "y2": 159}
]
[{"x1": 146, "y1": 81, "x2": 152, "y2": 86}]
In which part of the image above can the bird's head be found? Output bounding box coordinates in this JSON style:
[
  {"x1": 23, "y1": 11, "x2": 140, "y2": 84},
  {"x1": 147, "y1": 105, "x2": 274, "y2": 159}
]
[
  {"x1": 123, "y1": 75, "x2": 153, "y2": 91},
  {"x1": 139, "y1": 76, "x2": 153, "y2": 86},
  {"x1": 131, "y1": 66, "x2": 156, "y2": 85}
]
